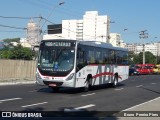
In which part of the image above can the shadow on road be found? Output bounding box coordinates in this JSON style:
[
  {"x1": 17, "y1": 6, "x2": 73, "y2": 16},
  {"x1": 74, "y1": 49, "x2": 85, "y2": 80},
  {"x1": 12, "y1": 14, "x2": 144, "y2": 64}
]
[{"x1": 37, "y1": 83, "x2": 125, "y2": 95}]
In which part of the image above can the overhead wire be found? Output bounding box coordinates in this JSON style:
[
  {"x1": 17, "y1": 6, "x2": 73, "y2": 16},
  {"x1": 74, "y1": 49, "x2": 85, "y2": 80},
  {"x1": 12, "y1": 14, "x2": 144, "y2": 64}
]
[
  {"x1": 0, "y1": 24, "x2": 26, "y2": 30},
  {"x1": 0, "y1": 16, "x2": 40, "y2": 19},
  {"x1": 0, "y1": 1, "x2": 112, "y2": 40}
]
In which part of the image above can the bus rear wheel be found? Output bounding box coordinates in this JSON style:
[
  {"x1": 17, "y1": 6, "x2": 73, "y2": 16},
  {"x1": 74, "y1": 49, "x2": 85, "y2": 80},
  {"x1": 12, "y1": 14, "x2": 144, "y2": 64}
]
[{"x1": 112, "y1": 76, "x2": 118, "y2": 88}]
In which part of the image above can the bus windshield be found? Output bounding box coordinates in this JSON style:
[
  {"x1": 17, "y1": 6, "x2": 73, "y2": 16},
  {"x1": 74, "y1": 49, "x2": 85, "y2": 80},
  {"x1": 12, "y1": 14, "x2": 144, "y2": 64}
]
[{"x1": 38, "y1": 48, "x2": 75, "y2": 72}]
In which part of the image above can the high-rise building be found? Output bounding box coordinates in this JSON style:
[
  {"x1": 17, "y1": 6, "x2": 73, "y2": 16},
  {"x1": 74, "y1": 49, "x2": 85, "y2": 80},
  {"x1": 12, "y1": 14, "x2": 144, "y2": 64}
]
[
  {"x1": 44, "y1": 11, "x2": 110, "y2": 43},
  {"x1": 26, "y1": 19, "x2": 41, "y2": 46}
]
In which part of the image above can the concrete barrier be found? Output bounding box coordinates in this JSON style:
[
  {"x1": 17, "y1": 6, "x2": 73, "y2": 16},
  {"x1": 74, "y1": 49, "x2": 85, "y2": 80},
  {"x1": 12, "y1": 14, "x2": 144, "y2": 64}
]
[{"x1": 0, "y1": 59, "x2": 36, "y2": 81}]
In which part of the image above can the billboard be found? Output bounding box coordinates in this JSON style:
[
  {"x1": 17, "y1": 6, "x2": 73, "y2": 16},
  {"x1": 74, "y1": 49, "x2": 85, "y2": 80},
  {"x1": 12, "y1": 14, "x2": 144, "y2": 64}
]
[{"x1": 47, "y1": 24, "x2": 62, "y2": 34}]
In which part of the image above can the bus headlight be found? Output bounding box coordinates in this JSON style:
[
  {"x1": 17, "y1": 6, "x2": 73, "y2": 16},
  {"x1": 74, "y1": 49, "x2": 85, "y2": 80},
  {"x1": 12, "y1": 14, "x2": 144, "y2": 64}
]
[{"x1": 66, "y1": 73, "x2": 74, "y2": 81}]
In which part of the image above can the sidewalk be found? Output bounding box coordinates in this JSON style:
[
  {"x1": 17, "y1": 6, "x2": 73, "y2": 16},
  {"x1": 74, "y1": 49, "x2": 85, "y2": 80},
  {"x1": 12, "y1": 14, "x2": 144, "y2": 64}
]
[
  {"x1": 117, "y1": 97, "x2": 160, "y2": 120},
  {"x1": 0, "y1": 78, "x2": 36, "y2": 86}
]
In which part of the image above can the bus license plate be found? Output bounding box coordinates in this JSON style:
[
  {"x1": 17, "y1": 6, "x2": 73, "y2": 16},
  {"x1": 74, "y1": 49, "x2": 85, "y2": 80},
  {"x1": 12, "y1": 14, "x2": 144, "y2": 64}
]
[{"x1": 49, "y1": 84, "x2": 57, "y2": 87}]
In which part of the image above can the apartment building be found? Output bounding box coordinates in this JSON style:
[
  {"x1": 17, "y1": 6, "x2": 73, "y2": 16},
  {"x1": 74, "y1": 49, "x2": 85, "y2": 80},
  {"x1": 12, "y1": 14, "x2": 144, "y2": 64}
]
[
  {"x1": 44, "y1": 11, "x2": 110, "y2": 43},
  {"x1": 126, "y1": 43, "x2": 158, "y2": 56}
]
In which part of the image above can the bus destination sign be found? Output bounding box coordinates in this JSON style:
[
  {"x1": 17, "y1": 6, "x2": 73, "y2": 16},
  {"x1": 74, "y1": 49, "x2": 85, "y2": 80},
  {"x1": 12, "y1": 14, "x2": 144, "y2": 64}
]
[{"x1": 45, "y1": 41, "x2": 75, "y2": 47}]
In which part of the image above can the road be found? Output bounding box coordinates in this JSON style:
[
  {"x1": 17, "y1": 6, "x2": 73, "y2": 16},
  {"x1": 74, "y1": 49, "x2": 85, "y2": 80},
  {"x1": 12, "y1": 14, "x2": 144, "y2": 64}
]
[{"x1": 0, "y1": 75, "x2": 160, "y2": 119}]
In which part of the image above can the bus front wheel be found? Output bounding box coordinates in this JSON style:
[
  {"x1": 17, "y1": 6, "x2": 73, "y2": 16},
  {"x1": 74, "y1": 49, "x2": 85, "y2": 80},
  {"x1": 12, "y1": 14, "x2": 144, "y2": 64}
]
[
  {"x1": 84, "y1": 76, "x2": 92, "y2": 92},
  {"x1": 84, "y1": 82, "x2": 89, "y2": 92}
]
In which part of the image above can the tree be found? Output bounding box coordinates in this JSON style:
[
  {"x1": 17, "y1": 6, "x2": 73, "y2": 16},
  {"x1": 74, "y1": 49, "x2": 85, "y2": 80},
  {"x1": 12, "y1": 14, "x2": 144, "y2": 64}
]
[
  {"x1": 0, "y1": 44, "x2": 33, "y2": 60},
  {"x1": 128, "y1": 51, "x2": 135, "y2": 64},
  {"x1": 3, "y1": 38, "x2": 20, "y2": 43},
  {"x1": 133, "y1": 51, "x2": 156, "y2": 64}
]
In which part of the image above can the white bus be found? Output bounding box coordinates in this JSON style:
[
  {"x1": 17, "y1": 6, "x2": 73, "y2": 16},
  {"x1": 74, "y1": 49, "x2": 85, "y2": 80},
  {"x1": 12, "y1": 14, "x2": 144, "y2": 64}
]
[{"x1": 36, "y1": 39, "x2": 129, "y2": 91}]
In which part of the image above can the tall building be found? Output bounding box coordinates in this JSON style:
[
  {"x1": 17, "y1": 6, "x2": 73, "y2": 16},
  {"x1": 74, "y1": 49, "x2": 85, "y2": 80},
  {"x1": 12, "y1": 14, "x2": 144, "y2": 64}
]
[
  {"x1": 154, "y1": 42, "x2": 160, "y2": 56},
  {"x1": 27, "y1": 19, "x2": 41, "y2": 46},
  {"x1": 44, "y1": 11, "x2": 110, "y2": 43}
]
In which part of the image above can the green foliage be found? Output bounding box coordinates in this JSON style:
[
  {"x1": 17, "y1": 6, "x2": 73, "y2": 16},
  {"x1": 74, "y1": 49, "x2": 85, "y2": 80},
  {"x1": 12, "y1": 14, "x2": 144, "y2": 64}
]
[
  {"x1": 129, "y1": 51, "x2": 156, "y2": 64},
  {"x1": 157, "y1": 56, "x2": 160, "y2": 64},
  {"x1": 128, "y1": 51, "x2": 135, "y2": 64},
  {"x1": 0, "y1": 44, "x2": 33, "y2": 60},
  {"x1": 3, "y1": 38, "x2": 20, "y2": 43}
]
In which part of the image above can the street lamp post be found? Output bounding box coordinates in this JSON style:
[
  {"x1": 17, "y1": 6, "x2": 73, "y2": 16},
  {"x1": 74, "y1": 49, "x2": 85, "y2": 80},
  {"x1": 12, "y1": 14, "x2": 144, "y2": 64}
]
[
  {"x1": 139, "y1": 30, "x2": 148, "y2": 64},
  {"x1": 41, "y1": 2, "x2": 65, "y2": 31}
]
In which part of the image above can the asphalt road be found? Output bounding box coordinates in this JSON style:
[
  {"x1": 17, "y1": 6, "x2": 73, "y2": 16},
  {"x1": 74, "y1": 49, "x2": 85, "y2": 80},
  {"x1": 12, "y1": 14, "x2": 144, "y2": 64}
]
[{"x1": 0, "y1": 75, "x2": 160, "y2": 119}]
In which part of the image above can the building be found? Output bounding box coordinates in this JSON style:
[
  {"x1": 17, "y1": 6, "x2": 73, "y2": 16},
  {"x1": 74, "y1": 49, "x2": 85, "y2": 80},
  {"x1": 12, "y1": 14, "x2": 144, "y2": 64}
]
[
  {"x1": 126, "y1": 44, "x2": 137, "y2": 52},
  {"x1": 109, "y1": 33, "x2": 121, "y2": 47},
  {"x1": 135, "y1": 44, "x2": 157, "y2": 56},
  {"x1": 154, "y1": 42, "x2": 160, "y2": 56},
  {"x1": 119, "y1": 40, "x2": 127, "y2": 48},
  {"x1": 126, "y1": 43, "x2": 158, "y2": 56},
  {"x1": 44, "y1": 11, "x2": 110, "y2": 43},
  {"x1": 20, "y1": 38, "x2": 31, "y2": 48},
  {"x1": 27, "y1": 19, "x2": 41, "y2": 46}
]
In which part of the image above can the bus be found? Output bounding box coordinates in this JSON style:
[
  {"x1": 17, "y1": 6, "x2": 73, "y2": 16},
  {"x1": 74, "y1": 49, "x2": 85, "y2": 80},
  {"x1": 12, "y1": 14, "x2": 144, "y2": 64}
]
[{"x1": 36, "y1": 39, "x2": 129, "y2": 92}]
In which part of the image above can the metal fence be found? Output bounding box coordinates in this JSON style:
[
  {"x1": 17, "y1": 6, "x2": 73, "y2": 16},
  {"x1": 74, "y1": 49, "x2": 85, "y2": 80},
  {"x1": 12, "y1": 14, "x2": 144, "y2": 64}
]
[{"x1": 0, "y1": 59, "x2": 36, "y2": 80}]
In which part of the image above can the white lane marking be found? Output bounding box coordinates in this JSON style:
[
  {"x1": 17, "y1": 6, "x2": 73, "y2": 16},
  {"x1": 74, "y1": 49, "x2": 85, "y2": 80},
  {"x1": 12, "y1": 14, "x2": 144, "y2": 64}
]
[
  {"x1": 136, "y1": 85, "x2": 143, "y2": 88},
  {"x1": 151, "y1": 83, "x2": 156, "y2": 85},
  {"x1": 21, "y1": 102, "x2": 48, "y2": 108},
  {"x1": 0, "y1": 98, "x2": 22, "y2": 102},
  {"x1": 81, "y1": 93, "x2": 95, "y2": 96},
  {"x1": 74, "y1": 104, "x2": 95, "y2": 110},
  {"x1": 122, "y1": 97, "x2": 160, "y2": 111},
  {"x1": 115, "y1": 88, "x2": 124, "y2": 91}
]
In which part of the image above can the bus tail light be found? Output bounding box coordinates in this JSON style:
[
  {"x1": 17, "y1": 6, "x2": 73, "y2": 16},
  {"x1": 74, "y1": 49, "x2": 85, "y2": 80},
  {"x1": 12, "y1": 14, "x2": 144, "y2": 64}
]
[{"x1": 66, "y1": 73, "x2": 74, "y2": 81}]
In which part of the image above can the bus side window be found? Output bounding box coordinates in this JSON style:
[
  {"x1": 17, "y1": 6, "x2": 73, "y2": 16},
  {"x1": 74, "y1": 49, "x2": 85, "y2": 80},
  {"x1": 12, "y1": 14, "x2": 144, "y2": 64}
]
[
  {"x1": 117, "y1": 51, "x2": 123, "y2": 64},
  {"x1": 110, "y1": 50, "x2": 116, "y2": 64},
  {"x1": 95, "y1": 48, "x2": 103, "y2": 64},
  {"x1": 77, "y1": 48, "x2": 85, "y2": 71},
  {"x1": 122, "y1": 52, "x2": 128, "y2": 65},
  {"x1": 88, "y1": 49, "x2": 95, "y2": 64}
]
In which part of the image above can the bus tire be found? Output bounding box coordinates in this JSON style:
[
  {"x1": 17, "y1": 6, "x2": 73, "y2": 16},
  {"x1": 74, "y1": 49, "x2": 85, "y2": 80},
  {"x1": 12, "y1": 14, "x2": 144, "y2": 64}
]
[
  {"x1": 84, "y1": 75, "x2": 92, "y2": 92},
  {"x1": 112, "y1": 74, "x2": 118, "y2": 88}
]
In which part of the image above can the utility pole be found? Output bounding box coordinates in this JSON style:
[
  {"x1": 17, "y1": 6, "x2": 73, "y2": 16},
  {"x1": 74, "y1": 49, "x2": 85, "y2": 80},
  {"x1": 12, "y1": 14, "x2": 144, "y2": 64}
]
[{"x1": 139, "y1": 30, "x2": 148, "y2": 64}]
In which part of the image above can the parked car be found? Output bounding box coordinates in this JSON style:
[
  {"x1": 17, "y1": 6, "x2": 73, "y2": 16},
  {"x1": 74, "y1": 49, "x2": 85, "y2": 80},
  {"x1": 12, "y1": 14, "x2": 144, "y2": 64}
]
[
  {"x1": 153, "y1": 64, "x2": 160, "y2": 74},
  {"x1": 129, "y1": 67, "x2": 140, "y2": 76},
  {"x1": 130, "y1": 64, "x2": 155, "y2": 75}
]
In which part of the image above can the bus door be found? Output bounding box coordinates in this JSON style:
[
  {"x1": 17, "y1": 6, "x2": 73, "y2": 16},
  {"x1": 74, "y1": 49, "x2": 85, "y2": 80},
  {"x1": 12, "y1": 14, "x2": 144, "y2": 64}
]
[{"x1": 75, "y1": 46, "x2": 87, "y2": 87}]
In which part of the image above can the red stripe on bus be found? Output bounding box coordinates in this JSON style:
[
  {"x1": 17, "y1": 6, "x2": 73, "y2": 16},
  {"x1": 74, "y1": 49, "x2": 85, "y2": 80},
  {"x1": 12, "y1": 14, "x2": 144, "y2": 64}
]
[
  {"x1": 92, "y1": 72, "x2": 114, "y2": 78},
  {"x1": 88, "y1": 64, "x2": 128, "y2": 66},
  {"x1": 93, "y1": 72, "x2": 122, "y2": 79}
]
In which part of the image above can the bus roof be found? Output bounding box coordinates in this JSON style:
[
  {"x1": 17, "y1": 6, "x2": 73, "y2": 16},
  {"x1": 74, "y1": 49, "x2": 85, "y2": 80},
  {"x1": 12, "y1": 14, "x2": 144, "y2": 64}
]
[
  {"x1": 78, "y1": 40, "x2": 128, "y2": 52},
  {"x1": 41, "y1": 39, "x2": 128, "y2": 52}
]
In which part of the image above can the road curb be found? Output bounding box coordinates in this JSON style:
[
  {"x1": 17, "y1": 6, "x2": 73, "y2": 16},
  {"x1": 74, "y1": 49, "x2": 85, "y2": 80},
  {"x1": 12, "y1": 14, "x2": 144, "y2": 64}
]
[{"x1": 0, "y1": 81, "x2": 36, "y2": 86}]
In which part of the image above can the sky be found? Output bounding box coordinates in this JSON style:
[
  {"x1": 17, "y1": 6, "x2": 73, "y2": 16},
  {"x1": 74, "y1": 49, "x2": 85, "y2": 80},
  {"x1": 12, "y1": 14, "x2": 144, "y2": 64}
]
[{"x1": 0, "y1": 0, "x2": 160, "y2": 44}]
